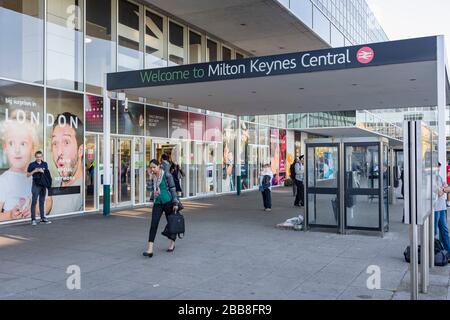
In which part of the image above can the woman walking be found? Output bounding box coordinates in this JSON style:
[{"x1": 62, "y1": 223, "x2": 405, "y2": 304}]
[
  {"x1": 143, "y1": 159, "x2": 180, "y2": 258},
  {"x1": 259, "y1": 164, "x2": 273, "y2": 212}
]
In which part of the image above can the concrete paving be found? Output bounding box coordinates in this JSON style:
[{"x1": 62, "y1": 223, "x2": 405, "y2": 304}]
[{"x1": 0, "y1": 187, "x2": 449, "y2": 300}]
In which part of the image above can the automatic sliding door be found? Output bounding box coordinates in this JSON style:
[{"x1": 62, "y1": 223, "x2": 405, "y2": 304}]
[
  {"x1": 134, "y1": 138, "x2": 145, "y2": 204},
  {"x1": 118, "y1": 138, "x2": 132, "y2": 204},
  {"x1": 85, "y1": 135, "x2": 98, "y2": 211}
]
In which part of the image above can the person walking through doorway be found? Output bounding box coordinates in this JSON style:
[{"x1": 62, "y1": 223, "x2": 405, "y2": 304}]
[{"x1": 143, "y1": 159, "x2": 180, "y2": 258}]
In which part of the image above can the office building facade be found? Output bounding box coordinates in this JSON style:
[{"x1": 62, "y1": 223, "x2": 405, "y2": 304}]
[{"x1": 0, "y1": 0, "x2": 409, "y2": 224}]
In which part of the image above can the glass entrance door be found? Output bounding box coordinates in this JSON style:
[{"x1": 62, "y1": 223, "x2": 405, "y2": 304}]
[
  {"x1": 85, "y1": 134, "x2": 98, "y2": 211},
  {"x1": 117, "y1": 138, "x2": 132, "y2": 205},
  {"x1": 306, "y1": 144, "x2": 340, "y2": 230},
  {"x1": 134, "y1": 137, "x2": 145, "y2": 204},
  {"x1": 206, "y1": 143, "x2": 216, "y2": 194}
]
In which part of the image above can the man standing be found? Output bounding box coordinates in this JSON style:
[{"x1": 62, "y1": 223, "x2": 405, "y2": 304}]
[
  {"x1": 290, "y1": 158, "x2": 298, "y2": 196},
  {"x1": 50, "y1": 112, "x2": 84, "y2": 214},
  {"x1": 294, "y1": 155, "x2": 305, "y2": 207},
  {"x1": 27, "y1": 151, "x2": 51, "y2": 226},
  {"x1": 435, "y1": 162, "x2": 450, "y2": 251}
]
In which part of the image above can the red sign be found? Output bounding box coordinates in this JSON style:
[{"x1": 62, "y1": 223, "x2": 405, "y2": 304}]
[
  {"x1": 447, "y1": 165, "x2": 450, "y2": 184},
  {"x1": 357, "y1": 46, "x2": 375, "y2": 64}
]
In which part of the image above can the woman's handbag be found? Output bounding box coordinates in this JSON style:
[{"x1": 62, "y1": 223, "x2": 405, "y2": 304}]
[{"x1": 167, "y1": 211, "x2": 185, "y2": 239}]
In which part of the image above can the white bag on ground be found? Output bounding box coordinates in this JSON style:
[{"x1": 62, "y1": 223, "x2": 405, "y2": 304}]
[{"x1": 276, "y1": 215, "x2": 304, "y2": 230}]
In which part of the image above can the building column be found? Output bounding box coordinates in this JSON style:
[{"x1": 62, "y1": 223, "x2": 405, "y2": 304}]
[
  {"x1": 236, "y1": 116, "x2": 241, "y2": 196},
  {"x1": 437, "y1": 35, "x2": 447, "y2": 178},
  {"x1": 102, "y1": 77, "x2": 111, "y2": 216}
]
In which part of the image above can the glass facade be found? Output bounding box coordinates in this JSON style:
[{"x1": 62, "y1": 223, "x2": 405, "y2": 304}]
[
  {"x1": 0, "y1": 0, "x2": 289, "y2": 225},
  {"x1": 279, "y1": 0, "x2": 388, "y2": 46},
  {"x1": 0, "y1": 0, "x2": 395, "y2": 224}
]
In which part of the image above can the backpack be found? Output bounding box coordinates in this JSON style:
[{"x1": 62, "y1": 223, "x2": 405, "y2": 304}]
[
  {"x1": 262, "y1": 175, "x2": 271, "y2": 190},
  {"x1": 289, "y1": 163, "x2": 296, "y2": 180},
  {"x1": 403, "y1": 239, "x2": 449, "y2": 266}
]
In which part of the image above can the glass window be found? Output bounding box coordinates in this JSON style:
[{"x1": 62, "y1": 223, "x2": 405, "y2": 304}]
[
  {"x1": 86, "y1": 0, "x2": 116, "y2": 94},
  {"x1": 313, "y1": 6, "x2": 330, "y2": 43},
  {"x1": 235, "y1": 52, "x2": 244, "y2": 60},
  {"x1": 278, "y1": 114, "x2": 286, "y2": 128},
  {"x1": 278, "y1": 0, "x2": 290, "y2": 8},
  {"x1": 47, "y1": 0, "x2": 83, "y2": 91},
  {"x1": 0, "y1": 80, "x2": 44, "y2": 222},
  {"x1": 222, "y1": 46, "x2": 232, "y2": 61},
  {"x1": 345, "y1": 145, "x2": 380, "y2": 189},
  {"x1": 258, "y1": 115, "x2": 269, "y2": 125},
  {"x1": 145, "y1": 105, "x2": 167, "y2": 137},
  {"x1": 85, "y1": 95, "x2": 117, "y2": 133},
  {"x1": 330, "y1": 24, "x2": 345, "y2": 48},
  {"x1": 118, "y1": 100, "x2": 144, "y2": 135},
  {"x1": 46, "y1": 88, "x2": 84, "y2": 215},
  {"x1": 189, "y1": 31, "x2": 202, "y2": 64},
  {"x1": 206, "y1": 39, "x2": 218, "y2": 62},
  {"x1": 169, "y1": 21, "x2": 185, "y2": 66},
  {"x1": 118, "y1": 0, "x2": 143, "y2": 71},
  {"x1": 0, "y1": 0, "x2": 44, "y2": 84},
  {"x1": 291, "y1": 0, "x2": 312, "y2": 28},
  {"x1": 268, "y1": 115, "x2": 277, "y2": 127},
  {"x1": 145, "y1": 10, "x2": 166, "y2": 69}
]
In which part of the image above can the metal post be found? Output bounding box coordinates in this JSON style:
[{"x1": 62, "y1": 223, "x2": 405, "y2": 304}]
[
  {"x1": 437, "y1": 36, "x2": 446, "y2": 179},
  {"x1": 420, "y1": 218, "x2": 429, "y2": 293},
  {"x1": 236, "y1": 116, "x2": 241, "y2": 196},
  {"x1": 339, "y1": 140, "x2": 345, "y2": 234},
  {"x1": 389, "y1": 148, "x2": 396, "y2": 205},
  {"x1": 103, "y1": 75, "x2": 111, "y2": 216},
  {"x1": 405, "y1": 121, "x2": 419, "y2": 300},
  {"x1": 429, "y1": 212, "x2": 435, "y2": 270}
]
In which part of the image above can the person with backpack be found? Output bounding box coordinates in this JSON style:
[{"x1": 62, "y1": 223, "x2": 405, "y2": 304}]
[
  {"x1": 259, "y1": 164, "x2": 273, "y2": 212},
  {"x1": 143, "y1": 159, "x2": 180, "y2": 258},
  {"x1": 434, "y1": 162, "x2": 450, "y2": 252},
  {"x1": 294, "y1": 155, "x2": 305, "y2": 207},
  {"x1": 290, "y1": 157, "x2": 298, "y2": 196}
]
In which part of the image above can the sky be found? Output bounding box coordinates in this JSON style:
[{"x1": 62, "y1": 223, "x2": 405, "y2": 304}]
[{"x1": 366, "y1": 0, "x2": 450, "y2": 59}]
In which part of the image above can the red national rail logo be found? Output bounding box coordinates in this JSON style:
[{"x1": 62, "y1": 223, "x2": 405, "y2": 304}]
[{"x1": 356, "y1": 47, "x2": 375, "y2": 64}]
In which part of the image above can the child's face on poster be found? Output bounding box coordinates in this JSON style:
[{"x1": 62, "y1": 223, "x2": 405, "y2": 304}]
[{"x1": 3, "y1": 123, "x2": 34, "y2": 171}]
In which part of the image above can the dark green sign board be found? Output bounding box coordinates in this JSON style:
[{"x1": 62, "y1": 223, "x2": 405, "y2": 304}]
[{"x1": 107, "y1": 36, "x2": 437, "y2": 91}]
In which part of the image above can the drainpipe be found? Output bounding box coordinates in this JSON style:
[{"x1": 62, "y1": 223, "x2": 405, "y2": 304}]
[
  {"x1": 103, "y1": 75, "x2": 111, "y2": 216},
  {"x1": 236, "y1": 116, "x2": 241, "y2": 196}
]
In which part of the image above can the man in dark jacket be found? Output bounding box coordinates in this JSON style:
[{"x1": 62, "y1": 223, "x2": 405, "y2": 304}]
[{"x1": 26, "y1": 151, "x2": 51, "y2": 226}]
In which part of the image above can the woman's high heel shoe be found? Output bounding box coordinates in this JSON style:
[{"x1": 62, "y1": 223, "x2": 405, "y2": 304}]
[
  {"x1": 142, "y1": 251, "x2": 153, "y2": 258},
  {"x1": 166, "y1": 246, "x2": 175, "y2": 252}
]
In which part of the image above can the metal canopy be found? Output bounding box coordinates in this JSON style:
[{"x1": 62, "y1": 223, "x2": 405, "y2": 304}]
[{"x1": 107, "y1": 36, "x2": 450, "y2": 116}]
